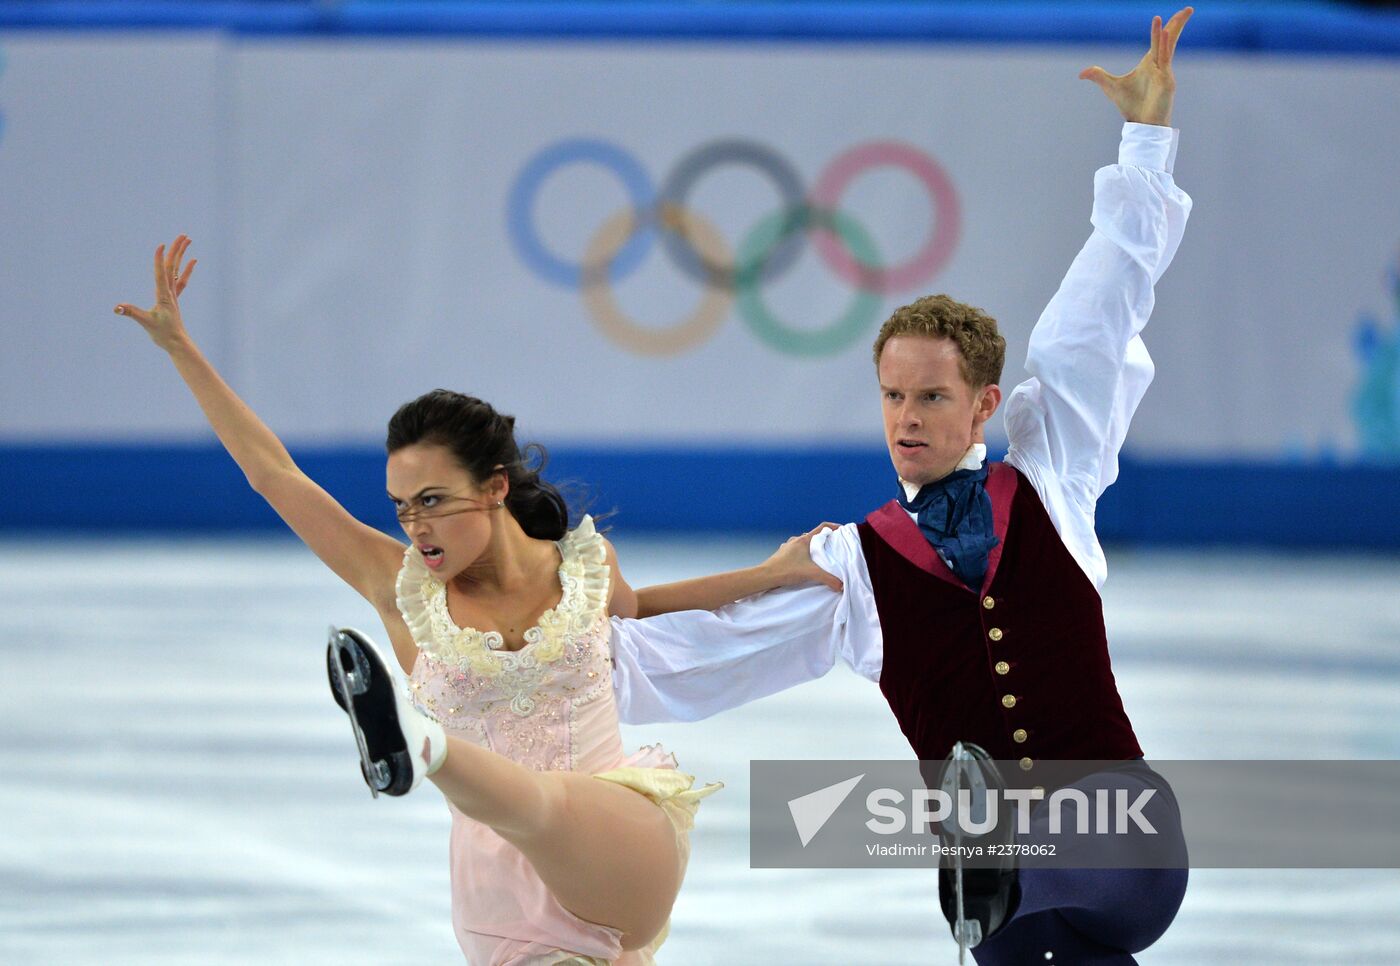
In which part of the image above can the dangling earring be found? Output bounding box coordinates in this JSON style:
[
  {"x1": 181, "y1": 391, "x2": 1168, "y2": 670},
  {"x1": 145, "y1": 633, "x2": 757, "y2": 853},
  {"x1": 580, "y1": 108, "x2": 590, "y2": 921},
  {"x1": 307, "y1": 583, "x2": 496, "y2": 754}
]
[{"x1": 492, "y1": 465, "x2": 507, "y2": 511}]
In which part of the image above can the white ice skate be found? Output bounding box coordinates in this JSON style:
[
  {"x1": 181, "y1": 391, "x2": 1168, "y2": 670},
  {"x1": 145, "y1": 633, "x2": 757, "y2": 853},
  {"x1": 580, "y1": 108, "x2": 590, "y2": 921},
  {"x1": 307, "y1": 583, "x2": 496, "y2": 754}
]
[{"x1": 325, "y1": 626, "x2": 446, "y2": 797}]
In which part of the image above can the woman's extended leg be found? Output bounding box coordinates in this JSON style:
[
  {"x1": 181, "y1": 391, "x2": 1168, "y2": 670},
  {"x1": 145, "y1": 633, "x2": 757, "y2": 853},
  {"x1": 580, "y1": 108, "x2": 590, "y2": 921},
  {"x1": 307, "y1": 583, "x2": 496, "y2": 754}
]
[
  {"x1": 328, "y1": 627, "x2": 683, "y2": 951},
  {"x1": 428, "y1": 735, "x2": 684, "y2": 951}
]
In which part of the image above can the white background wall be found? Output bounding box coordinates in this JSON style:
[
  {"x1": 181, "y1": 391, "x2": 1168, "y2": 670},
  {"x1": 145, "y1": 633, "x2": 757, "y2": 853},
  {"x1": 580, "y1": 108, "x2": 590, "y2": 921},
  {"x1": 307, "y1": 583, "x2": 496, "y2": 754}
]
[{"x1": 1, "y1": 35, "x2": 1397, "y2": 460}]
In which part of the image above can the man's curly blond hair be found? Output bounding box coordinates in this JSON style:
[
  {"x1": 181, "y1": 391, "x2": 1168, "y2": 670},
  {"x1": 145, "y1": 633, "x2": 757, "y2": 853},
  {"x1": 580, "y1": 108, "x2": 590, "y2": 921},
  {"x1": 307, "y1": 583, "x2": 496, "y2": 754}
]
[{"x1": 872, "y1": 294, "x2": 1006, "y2": 389}]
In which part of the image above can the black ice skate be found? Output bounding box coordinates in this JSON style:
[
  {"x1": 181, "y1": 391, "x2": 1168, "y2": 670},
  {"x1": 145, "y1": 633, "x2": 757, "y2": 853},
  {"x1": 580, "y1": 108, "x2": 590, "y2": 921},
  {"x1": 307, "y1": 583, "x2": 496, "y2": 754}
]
[
  {"x1": 326, "y1": 626, "x2": 446, "y2": 797},
  {"x1": 936, "y1": 741, "x2": 1020, "y2": 963}
]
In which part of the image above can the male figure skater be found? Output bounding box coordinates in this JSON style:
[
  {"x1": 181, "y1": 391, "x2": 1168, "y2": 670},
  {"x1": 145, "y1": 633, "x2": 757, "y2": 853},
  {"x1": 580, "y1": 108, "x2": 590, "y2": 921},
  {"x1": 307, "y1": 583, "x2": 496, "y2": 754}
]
[{"x1": 608, "y1": 8, "x2": 1196, "y2": 963}]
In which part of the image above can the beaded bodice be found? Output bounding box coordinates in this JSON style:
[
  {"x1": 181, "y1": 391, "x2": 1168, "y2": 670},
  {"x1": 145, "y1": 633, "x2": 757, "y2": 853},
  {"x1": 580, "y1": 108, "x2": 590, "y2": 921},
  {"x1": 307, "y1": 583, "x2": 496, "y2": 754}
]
[{"x1": 400, "y1": 516, "x2": 622, "y2": 773}]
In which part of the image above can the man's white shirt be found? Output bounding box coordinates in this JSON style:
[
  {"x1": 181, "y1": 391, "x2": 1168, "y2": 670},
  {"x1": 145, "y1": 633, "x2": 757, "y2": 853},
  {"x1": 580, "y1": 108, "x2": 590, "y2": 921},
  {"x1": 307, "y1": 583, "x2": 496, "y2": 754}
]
[{"x1": 610, "y1": 123, "x2": 1193, "y2": 725}]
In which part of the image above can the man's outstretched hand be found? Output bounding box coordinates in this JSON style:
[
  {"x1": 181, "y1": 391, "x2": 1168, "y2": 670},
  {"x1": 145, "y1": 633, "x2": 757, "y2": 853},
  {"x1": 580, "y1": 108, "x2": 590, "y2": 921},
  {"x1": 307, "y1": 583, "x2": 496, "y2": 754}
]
[{"x1": 1080, "y1": 7, "x2": 1194, "y2": 127}]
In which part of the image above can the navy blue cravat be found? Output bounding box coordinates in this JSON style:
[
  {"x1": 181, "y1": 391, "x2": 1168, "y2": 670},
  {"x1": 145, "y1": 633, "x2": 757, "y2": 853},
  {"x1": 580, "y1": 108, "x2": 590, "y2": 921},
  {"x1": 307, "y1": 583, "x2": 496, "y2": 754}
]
[{"x1": 896, "y1": 464, "x2": 999, "y2": 592}]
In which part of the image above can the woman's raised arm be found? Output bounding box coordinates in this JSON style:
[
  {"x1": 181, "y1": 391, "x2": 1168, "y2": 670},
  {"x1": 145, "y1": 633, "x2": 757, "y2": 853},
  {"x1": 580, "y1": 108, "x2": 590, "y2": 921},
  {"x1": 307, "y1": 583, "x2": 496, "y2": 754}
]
[{"x1": 115, "y1": 235, "x2": 404, "y2": 609}]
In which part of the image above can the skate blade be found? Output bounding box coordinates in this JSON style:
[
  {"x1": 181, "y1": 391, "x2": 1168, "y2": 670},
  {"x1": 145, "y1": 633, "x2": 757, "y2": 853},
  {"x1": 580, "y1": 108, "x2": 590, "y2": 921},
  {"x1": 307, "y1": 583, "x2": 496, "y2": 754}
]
[
  {"x1": 327, "y1": 629, "x2": 391, "y2": 798},
  {"x1": 949, "y1": 741, "x2": 985, "y2": 961},
  {"x1": 327, "y1": 627, "x2": 372, "y2": 696}
]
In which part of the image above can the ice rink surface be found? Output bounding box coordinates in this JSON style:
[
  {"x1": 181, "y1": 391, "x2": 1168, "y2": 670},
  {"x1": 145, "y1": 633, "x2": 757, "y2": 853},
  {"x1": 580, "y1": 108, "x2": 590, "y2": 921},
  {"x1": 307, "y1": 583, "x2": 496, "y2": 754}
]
[{"x1": 2, "y1": 533, "x2": 1399, "y2": 965}]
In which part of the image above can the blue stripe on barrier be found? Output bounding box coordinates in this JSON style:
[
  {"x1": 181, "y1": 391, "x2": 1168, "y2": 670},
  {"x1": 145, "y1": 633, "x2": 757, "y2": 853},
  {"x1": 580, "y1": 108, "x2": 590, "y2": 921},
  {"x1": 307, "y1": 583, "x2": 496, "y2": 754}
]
[
  {"x1": 2, "y1": 443, "x2": 1398, "y2": 548},
  {"x1": 0, "y1": 3, "x2": 1397, "y2": 56}
]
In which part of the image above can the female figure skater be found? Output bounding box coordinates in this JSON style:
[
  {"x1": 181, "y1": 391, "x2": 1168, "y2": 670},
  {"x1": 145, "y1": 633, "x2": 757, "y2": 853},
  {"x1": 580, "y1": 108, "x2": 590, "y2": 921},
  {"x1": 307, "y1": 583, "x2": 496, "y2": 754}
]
[{"x1": 113, "y1": 239, "x2": 835, "y2": 965}]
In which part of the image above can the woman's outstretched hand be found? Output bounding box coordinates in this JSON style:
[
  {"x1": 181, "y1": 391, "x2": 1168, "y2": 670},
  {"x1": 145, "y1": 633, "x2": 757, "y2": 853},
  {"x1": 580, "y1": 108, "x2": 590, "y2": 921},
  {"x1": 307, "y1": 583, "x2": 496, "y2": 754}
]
[
  {"x1": 114, "y1": 234, "x2": 197, "y2": 351},
  {"x1": 1080, "y1": 7, "x2": 1194, "y2": 127},
  {"x1": 762, "y1": 522, "x2": 845, "y2": 593}
]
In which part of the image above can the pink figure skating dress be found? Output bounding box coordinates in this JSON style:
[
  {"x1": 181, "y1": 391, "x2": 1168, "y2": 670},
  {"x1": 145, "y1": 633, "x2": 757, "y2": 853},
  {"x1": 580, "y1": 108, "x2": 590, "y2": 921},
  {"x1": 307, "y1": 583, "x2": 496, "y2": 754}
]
[{"x1": 398, "y1": 516, "x2": 719, "y2": 965}]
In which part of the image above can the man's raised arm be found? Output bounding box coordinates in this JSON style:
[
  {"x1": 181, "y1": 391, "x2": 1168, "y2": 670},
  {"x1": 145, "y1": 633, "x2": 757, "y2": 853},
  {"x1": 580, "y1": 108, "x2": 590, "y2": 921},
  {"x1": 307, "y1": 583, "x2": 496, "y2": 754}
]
[
  {"x1": 1004, "y1": 8, "x2": 1195, "y2": 589},
  {"x1": 1081, "y1": 7, "x2": 1194, "y2": 130}
]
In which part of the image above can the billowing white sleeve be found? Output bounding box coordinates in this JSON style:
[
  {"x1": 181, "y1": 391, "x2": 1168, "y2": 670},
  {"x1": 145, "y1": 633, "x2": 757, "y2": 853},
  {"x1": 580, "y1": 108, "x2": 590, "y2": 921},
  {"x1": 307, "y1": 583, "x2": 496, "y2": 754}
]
[
  {"x1": 610, "y1": 523, "x2": 883, "y2": 724},
  {"x1": 1004, "y1": 122, "x2": 1192, "y2": 590}
]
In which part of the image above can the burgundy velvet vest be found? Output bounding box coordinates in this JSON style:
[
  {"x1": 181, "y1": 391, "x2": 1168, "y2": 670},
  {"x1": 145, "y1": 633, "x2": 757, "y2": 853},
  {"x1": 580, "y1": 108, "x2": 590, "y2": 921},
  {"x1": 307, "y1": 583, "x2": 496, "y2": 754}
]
[{"x1": 859, "y1": 463, "x2": 1142, "y2": 781}]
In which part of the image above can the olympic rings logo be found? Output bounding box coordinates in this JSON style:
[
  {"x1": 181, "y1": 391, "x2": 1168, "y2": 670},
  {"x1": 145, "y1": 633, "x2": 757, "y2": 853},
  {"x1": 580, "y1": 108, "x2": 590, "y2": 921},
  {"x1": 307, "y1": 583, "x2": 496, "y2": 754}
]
[{"x1": 507, "y1": 138, "x2": 961, "y2": 357}]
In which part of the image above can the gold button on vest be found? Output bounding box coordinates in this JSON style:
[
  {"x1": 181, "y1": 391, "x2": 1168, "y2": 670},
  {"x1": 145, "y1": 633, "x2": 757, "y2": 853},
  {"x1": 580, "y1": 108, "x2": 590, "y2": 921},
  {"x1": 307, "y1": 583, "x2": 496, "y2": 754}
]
[
  {"x1": 983, "y1": 596, "x2": 996, "y2": 610},
  {"x1": 989, "y1": 627, "x2": 1004, "y2": 641},
  {"x1": 1019, "y1": 757, "x2": 1034, "y2": 771},
  {"x1": 995, "y1": 661, "x2": 1010, "y2": 675},
  {"x1": 1001, "y1": 694, "x2": 1017, "y2": 708},
  {"x1": 1013, "y1": 728, "x2": 1028, "y2": 743}
]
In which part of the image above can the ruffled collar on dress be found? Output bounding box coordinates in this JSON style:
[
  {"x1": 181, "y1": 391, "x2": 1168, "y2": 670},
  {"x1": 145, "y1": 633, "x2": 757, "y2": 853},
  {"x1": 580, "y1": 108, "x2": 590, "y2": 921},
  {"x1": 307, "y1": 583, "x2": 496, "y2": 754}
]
[{"x1": 395, "y1": 514, "x2": 611, "y2": 677}]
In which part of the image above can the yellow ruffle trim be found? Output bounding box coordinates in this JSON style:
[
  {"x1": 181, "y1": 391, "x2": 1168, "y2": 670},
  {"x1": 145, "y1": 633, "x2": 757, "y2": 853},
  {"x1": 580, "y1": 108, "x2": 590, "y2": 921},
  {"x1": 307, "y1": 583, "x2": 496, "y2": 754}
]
[{"x1": 591, "y1": 766, "x2": 723, "y2": 835}]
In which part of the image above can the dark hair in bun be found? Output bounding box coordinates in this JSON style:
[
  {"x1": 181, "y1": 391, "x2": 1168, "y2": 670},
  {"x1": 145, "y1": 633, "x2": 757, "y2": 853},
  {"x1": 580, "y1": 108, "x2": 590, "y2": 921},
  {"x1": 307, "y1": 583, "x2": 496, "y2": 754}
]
[{"x1": 386, "y1": 389, "x2": 570, "y2": 540}]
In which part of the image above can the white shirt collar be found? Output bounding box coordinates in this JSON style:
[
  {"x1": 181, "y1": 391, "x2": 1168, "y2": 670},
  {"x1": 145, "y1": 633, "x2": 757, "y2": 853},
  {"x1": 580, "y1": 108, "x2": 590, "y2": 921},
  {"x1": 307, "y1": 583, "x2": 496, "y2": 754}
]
[{"x1": 899, "y1": 443, "x2": 987, "y2": 501}]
